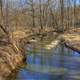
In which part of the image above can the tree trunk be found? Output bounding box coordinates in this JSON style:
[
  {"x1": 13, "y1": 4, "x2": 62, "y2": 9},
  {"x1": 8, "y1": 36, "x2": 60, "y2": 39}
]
[
  {"x1": 39, "y1": 0, "x2": 43, "y2": 30},
  {"x1": 60, "y1": 0, "x2": 64, "y2": 32}
]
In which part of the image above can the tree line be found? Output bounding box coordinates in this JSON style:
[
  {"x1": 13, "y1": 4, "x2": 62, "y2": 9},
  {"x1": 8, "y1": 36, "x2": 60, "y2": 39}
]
[{"x1": 0, "y1": 0, "x2": 80, "y2": 34}]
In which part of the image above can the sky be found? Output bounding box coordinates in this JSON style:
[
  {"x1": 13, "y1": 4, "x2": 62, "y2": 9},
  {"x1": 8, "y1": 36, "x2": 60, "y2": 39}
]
[
  {"x1": 7, "y1": 0, "x2": 80, "y2": 9},
  {"x1": 8, "y1": 0, "x2": 80, "y2": 3}
]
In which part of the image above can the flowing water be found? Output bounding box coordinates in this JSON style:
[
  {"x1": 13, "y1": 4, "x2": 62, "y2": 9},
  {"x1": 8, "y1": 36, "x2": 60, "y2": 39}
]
[{"x1": 12, "y1": 36, "x2": 80, "y2": 80}]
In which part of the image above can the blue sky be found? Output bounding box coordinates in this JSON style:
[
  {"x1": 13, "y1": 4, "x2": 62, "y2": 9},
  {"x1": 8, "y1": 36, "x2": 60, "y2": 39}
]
[
  {"x1": 8, "y1": 0, "x2": 80, "y2": 8},
  {"x1": 9, "y1": 0, "x2": 80, "y2": 3}
]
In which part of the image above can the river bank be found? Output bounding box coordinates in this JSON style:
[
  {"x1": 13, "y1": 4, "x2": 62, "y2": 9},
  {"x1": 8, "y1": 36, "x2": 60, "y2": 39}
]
[
  {"x1": 0, "y1": 45, "x2": 23, "y2": 80},
  {"x1": 62, "y1": 28, "x2": 80, "y2": 53},
  {"x1": 7, "y1": 33, "x2": 80, "y2": 80},
  {"x1": 0, "y1": 30, "x2": 60, "y2": 80},
  {"x1": 0, "y1": 28, "x2": 80, "y2": 80}
]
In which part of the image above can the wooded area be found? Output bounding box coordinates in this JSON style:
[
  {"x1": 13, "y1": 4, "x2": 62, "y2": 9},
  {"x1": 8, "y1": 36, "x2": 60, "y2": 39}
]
[
  {"x1": 0, "y1": 0, "x2": 80, "y2": 79},
  {"x1": 0, "y1": 0, "x2": 80, "y2": 34}
]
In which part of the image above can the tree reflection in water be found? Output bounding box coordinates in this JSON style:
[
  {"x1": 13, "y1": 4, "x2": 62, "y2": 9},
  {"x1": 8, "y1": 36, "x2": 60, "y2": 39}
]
[{"x1": 16, "y1": 43, "x2": 80, "y2": 80}]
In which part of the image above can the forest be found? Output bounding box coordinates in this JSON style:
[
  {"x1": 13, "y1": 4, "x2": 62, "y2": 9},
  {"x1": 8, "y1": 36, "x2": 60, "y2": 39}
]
[{"x1": 0, "y1": 0, "x2": 80, "y2": 80}]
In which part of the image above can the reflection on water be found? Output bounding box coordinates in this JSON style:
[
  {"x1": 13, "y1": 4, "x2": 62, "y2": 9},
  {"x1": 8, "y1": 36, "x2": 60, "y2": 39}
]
[{"x1": 16, "y1": 41, "x2": 80, "y2": 80}]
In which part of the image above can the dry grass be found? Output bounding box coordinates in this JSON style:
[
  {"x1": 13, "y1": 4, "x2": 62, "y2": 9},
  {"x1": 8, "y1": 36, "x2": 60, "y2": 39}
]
[{"x1": 62, "y1": 28, "x2": 80, "y2": 51}]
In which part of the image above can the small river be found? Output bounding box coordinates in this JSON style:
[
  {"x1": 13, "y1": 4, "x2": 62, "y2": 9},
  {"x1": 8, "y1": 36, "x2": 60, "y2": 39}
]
[{"x1": 10, "y1": 35, "x2": 80, "y2": 80}]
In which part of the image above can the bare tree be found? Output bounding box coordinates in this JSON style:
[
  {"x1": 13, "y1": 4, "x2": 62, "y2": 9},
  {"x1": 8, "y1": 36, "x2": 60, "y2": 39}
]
[
  {"x1": 73, "y1": 0, "x2": 77, "y2": 28},
  {"x1": 60, "y1": 0, "x2": 64, "y2": 32},
  {"x1": 66, "y1": 0, "x2": 70, "y2": 30},
  {"x1": 0, "y1": 0, "x2": 21, "y2": 53},
  {"x1": 0, "y1": 0, "x2": 9, "y2": 35},
  {"x1": 39, "y1": 0, "x2": 43, "y2": 30},
  {"x1": 30, "y1": 0, "x2": 35, "y2": 27},
  {"x1": 27, "y1": 0, "x2": 35, "y2": 28}
]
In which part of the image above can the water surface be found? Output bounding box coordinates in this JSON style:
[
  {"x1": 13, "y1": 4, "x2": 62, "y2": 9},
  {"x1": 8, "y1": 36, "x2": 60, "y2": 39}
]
[{"x1": 15, "y1": 38, "x2": 80, "y2": 80}]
